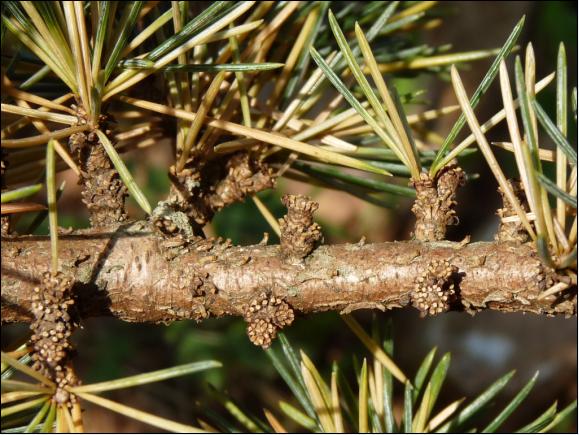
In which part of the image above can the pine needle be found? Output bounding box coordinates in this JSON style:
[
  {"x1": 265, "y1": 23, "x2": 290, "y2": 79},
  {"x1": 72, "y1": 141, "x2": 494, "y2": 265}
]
[
  {"x1": 358, "y1": 359, "x2": 369, "y2": 433},
  {"x1": 263, "y1": 409, "x2": 287, "y2": 433},
  {"x1": 331, "y1": 367, "x2": 344, "y2": 433},
  {"x1": 46, "y1": 139, "x2": 58, "y2": 275},
  {"x1": 103, "y1": 2, "x2": 256, "y2": 100},
  {"x1": 301, "y1": 361, "x2": 335, "y2": 432},
  {"x1": 120, "y1": 96, "x2": 391, "y2": 176},
  {"x1": 451, "y1": 65, "x2": 536, "y2": 240},
  {"x1": 1, "y1": 397, "x2": 48, "y2": 418},
  {"x1": 341, "y1": 315, "x2": 407, "y2": 383},
  {"x1": 70, "y1": 360, "x2": 221, "y2": 394},
  {"x1": 251, "y1": 195, "x2": 281, "y2": 237},
  {"x1": 1, "y1": 353, "x2": 55, "y2": 389},
  {"x1": 355, "y1": 22, "x2": 420, "y2": 178},
  {"x1": 425, "y1": 398, "x2": 465, "y2": 432},
  {"x1": 1, "y1": 391, "x2": 44, "y2": 405},
  {"x1": 76, "y1": 392, "x2": 207, "y2": 433},
  {"x1": 1, "y1": 104, "x2": 77, "y2": 125},
  {"x1": 2, "y1": 125, "x2": 91, "y2": 148}
]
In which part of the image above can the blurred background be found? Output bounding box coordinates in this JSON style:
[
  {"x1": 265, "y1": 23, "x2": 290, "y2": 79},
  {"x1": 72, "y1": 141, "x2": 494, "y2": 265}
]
[{"x1": 3, "y1": 1, "x2": 577, "y2": 432}]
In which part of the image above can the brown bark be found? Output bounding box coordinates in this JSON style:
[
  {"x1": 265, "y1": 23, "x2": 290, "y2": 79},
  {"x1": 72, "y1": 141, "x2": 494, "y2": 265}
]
[{"x1": 1, "y1": 221, "x2": 576, "y2": 326}]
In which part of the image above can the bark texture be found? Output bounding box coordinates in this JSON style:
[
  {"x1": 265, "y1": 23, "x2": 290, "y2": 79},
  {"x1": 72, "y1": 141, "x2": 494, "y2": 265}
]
[{"x1": 2, "y1": 221, "x2": 576, "y2": 326}]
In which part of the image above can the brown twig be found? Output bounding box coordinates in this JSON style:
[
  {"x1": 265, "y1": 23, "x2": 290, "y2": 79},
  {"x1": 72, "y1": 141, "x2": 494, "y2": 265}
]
[
  {"x1": 412, "y1": 165, "x2": 465, "y2": 241},
  {"x1": 2, "y1": 221, "x2": 575, "y2": 330}
]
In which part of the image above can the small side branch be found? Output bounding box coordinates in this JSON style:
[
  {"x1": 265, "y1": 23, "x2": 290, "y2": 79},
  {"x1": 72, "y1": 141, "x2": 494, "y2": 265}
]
[
  {"x1": 69, "y1": 112, "x2": 128, "y2": 228},
  {"x1": 279, "y1": 194, "x2": 322, "y2": 261},
  {"x1": 155, "y1": 152, "x2": 275, "y2": 236},
  {"x1": 412, "y1": 165, "x2": 465, "y2": 241},
  {"x1": 496, "y1": 179, "x2": 532, "y2": 243}
]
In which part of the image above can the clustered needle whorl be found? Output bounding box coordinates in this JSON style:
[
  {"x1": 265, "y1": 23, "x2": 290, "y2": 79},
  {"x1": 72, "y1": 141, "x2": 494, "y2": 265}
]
[
  {"x1": 244, "y1": 292, "x2": 295, "y2": 349},
  {"x1": 29, "y1": 272, "x2": 79, "y2": 405},
  {"x1": 412, "y1": 259, "x2": 458, "y2": 316}
]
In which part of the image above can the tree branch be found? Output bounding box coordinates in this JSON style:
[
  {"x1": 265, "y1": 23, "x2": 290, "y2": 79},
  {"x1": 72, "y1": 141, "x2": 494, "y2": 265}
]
[{"x1": 2, "y1": 221, "x2": 576, "y2": 327}]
